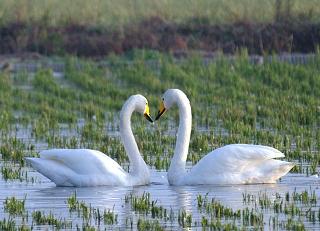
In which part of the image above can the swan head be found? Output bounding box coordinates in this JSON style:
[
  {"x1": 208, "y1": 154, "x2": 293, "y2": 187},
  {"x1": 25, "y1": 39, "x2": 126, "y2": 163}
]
[
  {"x1": 155, "y1": 89, "x2": 180, "y2": 120},
  {"x1": 131, "y1": 94, "x2": 153, "y2": 123}
]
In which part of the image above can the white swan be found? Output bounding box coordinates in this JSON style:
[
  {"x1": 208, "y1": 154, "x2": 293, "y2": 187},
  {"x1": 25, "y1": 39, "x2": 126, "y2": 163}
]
[
  {"x1": 155, "y1": 89, "x2": 294, "y2": 185},
  {"x1": 26, "y1": 94, "x2": 153, "y2": 187}
]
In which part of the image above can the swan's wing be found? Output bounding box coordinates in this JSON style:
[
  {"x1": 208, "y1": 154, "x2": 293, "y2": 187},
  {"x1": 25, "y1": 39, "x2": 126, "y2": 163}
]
[
  {"x1": 183, "y1": 144, "x2": 294, "y2": 184},
  {"x1": 39, "y1": 149, "x2": 125, "y2": 175},
  {"x1": 26, "y1": 149, "x2": 128, "y2": 186},
  {"x1": 26, "y1": 157, "x2": 76, "y2": 186},
  {"x1": 190, "y1": 144, "x2": 285, "y2": 175}
]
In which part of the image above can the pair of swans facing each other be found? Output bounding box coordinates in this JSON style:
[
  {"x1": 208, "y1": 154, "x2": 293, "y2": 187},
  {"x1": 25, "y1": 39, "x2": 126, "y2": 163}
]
[{"x1": 27, "y1": 89, "x2": 294, "y2": 187}]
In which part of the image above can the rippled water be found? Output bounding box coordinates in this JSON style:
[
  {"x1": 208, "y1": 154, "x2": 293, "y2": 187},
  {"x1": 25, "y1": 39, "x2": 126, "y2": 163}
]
[
  {"x1": 1, "y1": 164, "x2": 320, "y2": 230},
  {"x1": 1, "y1": 118, "x2": 319, "y2": 230}
]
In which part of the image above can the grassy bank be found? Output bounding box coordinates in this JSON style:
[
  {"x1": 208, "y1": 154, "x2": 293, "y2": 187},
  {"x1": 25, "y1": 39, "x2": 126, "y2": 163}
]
[
  {"x1": 0, "y1": 0, "x2": 320, "y2": 56},
  {"x1": 0, "y1": 0, "x2": 320, "y2": 27},
  {"x1": 1, "y1": 17, "x2": 320, "y2": 56}
]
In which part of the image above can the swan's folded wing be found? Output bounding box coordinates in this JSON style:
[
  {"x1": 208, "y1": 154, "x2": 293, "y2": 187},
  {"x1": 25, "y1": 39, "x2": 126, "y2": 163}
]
[
  {"x1": 26, "y1": 157, "x2": 76, "y2": 186},
  {"x1": 190, "y1": 144, "x2": 285, "y2": 175},
  {"x1": 39, "y1": 149, "x2": 125, "y2": 175}
]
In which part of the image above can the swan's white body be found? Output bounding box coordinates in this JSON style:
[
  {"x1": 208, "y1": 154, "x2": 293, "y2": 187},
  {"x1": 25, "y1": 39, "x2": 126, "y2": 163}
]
[
  {"x1": 157, "y1": 89, "x2": 294, "y2": 185},
  {"x1": 26, "y1": 95, "x2": 152, "y2": 187}
]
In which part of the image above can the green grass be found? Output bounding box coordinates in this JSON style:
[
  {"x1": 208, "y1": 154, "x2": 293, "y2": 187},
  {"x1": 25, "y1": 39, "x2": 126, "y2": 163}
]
[
  {"x1": 4, "y1": 196, "x2": 26, "y2": 216},
  {"x1": 31, "y1": 210, "x2": 71, "y2": 229},
  {"x1": 0, "y1": 0, "x2": 319, "y2": 28},
  {"x1": 0, "y1": 50, "x2": 319, "y2": 174},
  {"x1": 2, "y1": 189, "x2": 316, "y2": 230}
]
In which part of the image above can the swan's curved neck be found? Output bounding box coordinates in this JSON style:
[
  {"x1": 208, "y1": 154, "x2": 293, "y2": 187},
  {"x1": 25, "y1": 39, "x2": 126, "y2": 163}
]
[
  {"x1": 120, "y1": 101, "x2": 148, "y2": 178},
  {"x1": 167, "y1": 92, "x2": 192, "y2": 184}
]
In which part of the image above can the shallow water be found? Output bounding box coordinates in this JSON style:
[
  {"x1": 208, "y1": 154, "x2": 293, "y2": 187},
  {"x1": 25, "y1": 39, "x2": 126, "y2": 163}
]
[
  {"x1": 1, "y1": 164, "x2": 320, "y2": 230},
  {"x1": 1, "y1": 120, "x2": 319, "y2": 230}
]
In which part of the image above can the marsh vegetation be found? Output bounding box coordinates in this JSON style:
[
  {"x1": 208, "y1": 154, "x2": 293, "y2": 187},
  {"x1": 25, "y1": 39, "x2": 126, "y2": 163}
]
[{"x1": 0, "y1": 51, "x2": 319, "y2": 229}]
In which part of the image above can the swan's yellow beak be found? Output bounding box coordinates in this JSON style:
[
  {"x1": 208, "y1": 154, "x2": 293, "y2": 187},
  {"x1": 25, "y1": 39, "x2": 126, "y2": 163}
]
[
  {"x1": 155, "y1": 101, "x2": 166, "y2": 121},
  {"x1": 144, "y1": 104, "x2": 153, "y2": 123}
]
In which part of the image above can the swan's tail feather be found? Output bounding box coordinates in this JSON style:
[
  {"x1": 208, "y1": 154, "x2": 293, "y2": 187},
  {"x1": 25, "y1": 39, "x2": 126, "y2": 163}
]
[
  {"x1": 243, "y1": 160, "x2": 294, "y2": 184},
  {"x1": 274, "y1": 161, "x2": 295, "y2": 179},
  {"x1": 26, "y1": 158, "x2": 74, "y2": 186},
  {"x1": 261, "y1": 160, "x2": 295, "y2": 183}
]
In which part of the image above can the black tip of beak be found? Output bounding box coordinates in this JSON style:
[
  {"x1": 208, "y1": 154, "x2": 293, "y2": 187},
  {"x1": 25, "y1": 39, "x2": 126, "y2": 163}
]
[
  {"x1": 156, "y1": 109, "x2": 167, "y2": 121},
  {"x1": 144, "y1": 114, "x2": 154, "y2": 123}
]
